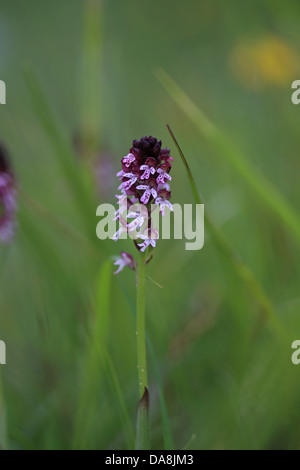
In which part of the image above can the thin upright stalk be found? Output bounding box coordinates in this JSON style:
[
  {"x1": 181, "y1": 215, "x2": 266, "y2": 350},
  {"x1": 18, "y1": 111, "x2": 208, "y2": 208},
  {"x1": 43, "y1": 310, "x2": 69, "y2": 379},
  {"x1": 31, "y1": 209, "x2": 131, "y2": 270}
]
[
  {"x1": 136, "y1": 250, "x2": 148, "y2": 397},
  {"x1": 167, "y1": 124, "x2": 286, "y2": 343},
  {"x1": 135, "y1": 250, "x2": 150, "y2": 450}
]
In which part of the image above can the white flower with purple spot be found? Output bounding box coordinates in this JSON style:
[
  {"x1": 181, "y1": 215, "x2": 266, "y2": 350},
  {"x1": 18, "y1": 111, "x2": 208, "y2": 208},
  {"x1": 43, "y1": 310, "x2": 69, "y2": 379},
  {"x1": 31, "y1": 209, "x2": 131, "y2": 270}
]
[
  {"x1": 122, "y1": 153, "x2": 135, "y2": 168},
  {"x1": 156, "y1": 167, "x2": 172, "y2": 185},
  {"x1": 137, "y1": 228, "x2": 159, "y2": 252},
  {"x1": 127, "y1": 213, "x2": 147, "y2": 232},
  {"x1": 136, "y1": 185, "x2": 157, "y2": 205},
  {"x1": 122, "y1": 172, "x2": 138, "y2": 191},
  {"x1": 155, "y1": 197, "x2": 173, "y2": 216},
  {"x1": 140, "y1": 164, "x2": 156, "y2": 180}
]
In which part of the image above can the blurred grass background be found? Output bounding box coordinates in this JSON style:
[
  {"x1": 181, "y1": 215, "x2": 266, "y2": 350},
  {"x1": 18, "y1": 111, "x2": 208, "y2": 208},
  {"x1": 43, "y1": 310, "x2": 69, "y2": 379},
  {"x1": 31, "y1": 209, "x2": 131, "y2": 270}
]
[{"x1": 1, "y1": 0, "x2": 300, "y2": 449}]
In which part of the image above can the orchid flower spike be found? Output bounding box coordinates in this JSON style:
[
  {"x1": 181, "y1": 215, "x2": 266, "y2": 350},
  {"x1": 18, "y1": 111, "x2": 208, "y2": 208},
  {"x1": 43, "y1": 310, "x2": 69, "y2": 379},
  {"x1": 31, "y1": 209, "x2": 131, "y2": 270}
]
[{"x1": 113, "y1": 136, "x2": 174, "y2": 272}]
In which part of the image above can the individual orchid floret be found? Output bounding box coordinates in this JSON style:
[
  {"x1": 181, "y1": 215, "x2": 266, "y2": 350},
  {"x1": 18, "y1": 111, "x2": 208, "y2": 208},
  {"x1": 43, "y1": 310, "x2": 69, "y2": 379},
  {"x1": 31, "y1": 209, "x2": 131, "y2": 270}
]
[
  {"x1": 122, "y1": 153, "x2": 136, "y2": 168},
  {"x1": 137, "y1": 228, "x2": 159, "y2": 252},
  {"x1": 136, "y1": 185, "x2": 157, "y2": 205},
  {"x1": 127, "y1": 211, "x2": 147, "y2": 232},
  {"x1": 113, "y1": 251, "x2": 137, "y2": 274},
  {"x1": 155, "y1": 188, "x2": 173, "y2": 216},
  {"x1": 156, "y1": 167, "x2": 172, "y2": 185},
  {"x1": 140, "y1": 164, "x2": 156, "y2": 180},
  {"x1": 122, "y1": 173, "x2": 138, "y2": 191},
  {"x1": 111, "y1": 223, "x2": 127, "y2": 241}
]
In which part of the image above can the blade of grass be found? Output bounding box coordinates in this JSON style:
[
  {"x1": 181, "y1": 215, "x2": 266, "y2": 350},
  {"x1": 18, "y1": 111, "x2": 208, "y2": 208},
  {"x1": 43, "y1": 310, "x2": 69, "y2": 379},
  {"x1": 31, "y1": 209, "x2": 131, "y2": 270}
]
[
  {"x1": 118, "y1": 278, "x2": 175, "y2": 450},
  {"x1": 183, "y1": 433, "x2": 196, "y2": 451},
  {"x1": 103, "y1": 351, "x2": 135, "y2": 448},
  {"x1": 79, "y1": 0, "x2": 103, "y2": 161},
  {"x1": 167, "y1": 124, "x2": 286, "y2": 342},
  {"x1": 19, "y1": 208, "x2": 71, "y2": 281},
  {"x1": 157, "y1": 69, "x2": 300, "y2": 246},
  {"x1": 72, "y1": 261, "x2": 134, "y2": 449},
  {"x1": 146, "y1": 275, "x2": 163, "y2": 289},
  {"x1": 72, "y1": 260, "x2": 112, "y2": 449},
  {"x1": 23, "y1": 64, "x2": 95, "y2": 241},
  {"x1": 21, "y1": 191, "x2": 98, "y2": 258},
  {"x1": 147, "y1": 340, "x2": 174, "y2": 450}
]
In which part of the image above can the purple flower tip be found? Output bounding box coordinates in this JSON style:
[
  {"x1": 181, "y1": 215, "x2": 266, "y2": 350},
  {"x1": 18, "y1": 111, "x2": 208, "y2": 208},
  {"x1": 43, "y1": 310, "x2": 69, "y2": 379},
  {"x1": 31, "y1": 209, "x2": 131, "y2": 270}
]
[
  {"x1": 119, "y1": 136, "x2": 173, "y2": 209},
  {"x1": 0, "y1": 144, "x2": 17, "y2": 244}
]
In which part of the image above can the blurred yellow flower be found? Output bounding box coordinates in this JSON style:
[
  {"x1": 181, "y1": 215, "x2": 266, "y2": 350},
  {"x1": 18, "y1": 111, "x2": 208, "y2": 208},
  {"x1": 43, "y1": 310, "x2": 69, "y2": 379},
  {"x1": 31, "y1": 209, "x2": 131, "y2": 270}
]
[{"x1": 230, "y1": 35, "x2": 299, "y2": 89}]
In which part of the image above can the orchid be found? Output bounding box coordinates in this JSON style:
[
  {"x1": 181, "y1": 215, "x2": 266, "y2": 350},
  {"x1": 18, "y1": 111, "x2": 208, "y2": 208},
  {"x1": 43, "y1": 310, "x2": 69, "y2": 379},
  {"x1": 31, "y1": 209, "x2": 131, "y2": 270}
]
[
  {"x1": 111, "y1": 136, "x2": 174, "y2": 450},
  {"x1": 113, "y1": 136, "x2": 173, "y2": 267}
]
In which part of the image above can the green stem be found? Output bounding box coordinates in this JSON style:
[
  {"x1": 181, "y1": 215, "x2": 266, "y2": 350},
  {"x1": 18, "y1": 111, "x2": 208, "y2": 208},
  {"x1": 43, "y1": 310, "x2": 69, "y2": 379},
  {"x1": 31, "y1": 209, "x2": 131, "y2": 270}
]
[
  {"x1": 135, "y1": 250, "x2": 150, "y2": 450},
  {"x1": 136, "y1": 250, "x2": 148, "y2": 397}
]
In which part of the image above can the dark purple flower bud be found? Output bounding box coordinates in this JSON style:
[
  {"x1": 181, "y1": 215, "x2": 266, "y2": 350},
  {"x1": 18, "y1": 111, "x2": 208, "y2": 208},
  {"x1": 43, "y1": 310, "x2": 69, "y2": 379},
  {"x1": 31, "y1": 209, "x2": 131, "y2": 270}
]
[
  {"x1": 134, "y1": 136, "x2": 162, "y2": 161},
  {"x1": 0, "y1": 144, "x2": 17, "y2": 244},
  {"x1": 132, "y1": 139, "x2": 140, "y2": 149},
  {"x1": 158, "y1": 147, "x2": 173, "y2": 164},
  {"x1": 158, "y1": 162, "x2": 171, "y2": 173},
  {"x1": 148, "y1": 137, "x2": 157, "y2": 147},
  {"x1": 152, "y1": 143, "x2": 161, "y2": 158},
  {"x1": 144, "y1": 157, "x2": 157, "y2": 168}
]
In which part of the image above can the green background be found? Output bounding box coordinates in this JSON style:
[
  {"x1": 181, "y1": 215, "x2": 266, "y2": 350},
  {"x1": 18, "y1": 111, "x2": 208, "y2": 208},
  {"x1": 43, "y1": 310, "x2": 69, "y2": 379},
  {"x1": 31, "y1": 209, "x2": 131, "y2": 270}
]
[{"x1": 1, "y1": 0, "x2": 300, "y2": 449}]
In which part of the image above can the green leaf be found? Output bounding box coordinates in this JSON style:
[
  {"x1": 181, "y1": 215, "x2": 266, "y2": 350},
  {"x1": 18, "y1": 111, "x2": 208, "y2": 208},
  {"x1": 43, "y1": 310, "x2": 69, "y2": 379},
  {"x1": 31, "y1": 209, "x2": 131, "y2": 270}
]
[
  {"x1": 157, "y1": 68, "x2": 300, "y2": 246},
  {"x1": 79, "y1": 0, "x2": 103, "y2": 161},
  {"x1": 166, "y1": 124, "x2": 286, "y2": 342},
  {"x1": 147, "y1": 339, "x2": 174, "y2": 450},
  {"x1": 73, "y1": 261, "x2": 111, "y2": 449},
  {"x1": 23, "y1": 64, "x2": 95, "y2": 242}
]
